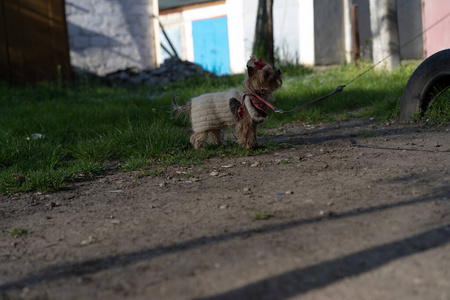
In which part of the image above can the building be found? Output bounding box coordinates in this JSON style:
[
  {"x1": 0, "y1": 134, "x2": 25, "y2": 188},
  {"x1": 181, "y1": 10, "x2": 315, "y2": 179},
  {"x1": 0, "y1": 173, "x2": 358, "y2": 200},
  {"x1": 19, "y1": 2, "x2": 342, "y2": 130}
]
[
  {"x1": 2, "y1": 0, "x2": 447, "y2": 84},
  {"x1": 158, "y1": 0, "x2": 426, "y2": 75}
]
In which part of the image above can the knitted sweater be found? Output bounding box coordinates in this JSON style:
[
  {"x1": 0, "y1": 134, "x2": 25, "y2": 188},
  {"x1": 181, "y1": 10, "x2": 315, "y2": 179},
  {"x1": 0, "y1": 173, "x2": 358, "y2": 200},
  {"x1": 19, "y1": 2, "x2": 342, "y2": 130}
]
[{"x1": 190, "y1": 89, "x2": 244, "y2": 133}]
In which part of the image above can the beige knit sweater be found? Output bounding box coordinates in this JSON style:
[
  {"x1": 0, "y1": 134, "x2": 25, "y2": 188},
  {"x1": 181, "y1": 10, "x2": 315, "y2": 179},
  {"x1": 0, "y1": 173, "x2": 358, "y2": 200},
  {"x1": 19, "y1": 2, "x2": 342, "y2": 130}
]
[{"x1": 190, "y1": 89, "x2": 244, "y2": 133}]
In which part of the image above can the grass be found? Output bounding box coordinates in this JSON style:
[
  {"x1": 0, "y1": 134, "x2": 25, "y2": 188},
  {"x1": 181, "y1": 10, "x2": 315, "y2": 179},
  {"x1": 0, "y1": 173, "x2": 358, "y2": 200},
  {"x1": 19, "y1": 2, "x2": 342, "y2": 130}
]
[
  {"x1": 8, "y1": 227, "x2": 32, "y2": 235},
  {"x1": 254, "y1": 212, "x2": 271, "y2": 220},
  {"x1": 416, "y1": 88, "x2": 450, "y2": 124},
  {"x1": 0, "y1": 61, "x2": 448, "y2": 194}
]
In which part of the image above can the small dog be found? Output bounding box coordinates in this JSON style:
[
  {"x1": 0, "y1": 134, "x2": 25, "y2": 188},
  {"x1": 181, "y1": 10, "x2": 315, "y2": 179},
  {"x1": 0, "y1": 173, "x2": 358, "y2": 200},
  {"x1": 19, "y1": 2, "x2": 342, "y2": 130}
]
[{"x1": 172, "y1": 56, "x2": 282, "y2": 150}]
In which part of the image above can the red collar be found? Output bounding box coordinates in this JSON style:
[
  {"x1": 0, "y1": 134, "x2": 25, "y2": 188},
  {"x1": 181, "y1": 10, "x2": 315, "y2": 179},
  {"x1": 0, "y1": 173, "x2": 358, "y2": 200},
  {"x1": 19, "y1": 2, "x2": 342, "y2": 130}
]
[{"x1": 237, "y1": 91, "x2": 277, "y2": 121}]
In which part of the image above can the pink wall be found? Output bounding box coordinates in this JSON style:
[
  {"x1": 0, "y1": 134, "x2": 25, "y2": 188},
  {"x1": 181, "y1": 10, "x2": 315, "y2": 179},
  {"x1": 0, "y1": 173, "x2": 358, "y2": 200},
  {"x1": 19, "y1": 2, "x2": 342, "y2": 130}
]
[{"x1": 422, "y1": 0, "x2": 450, "y2": 57}]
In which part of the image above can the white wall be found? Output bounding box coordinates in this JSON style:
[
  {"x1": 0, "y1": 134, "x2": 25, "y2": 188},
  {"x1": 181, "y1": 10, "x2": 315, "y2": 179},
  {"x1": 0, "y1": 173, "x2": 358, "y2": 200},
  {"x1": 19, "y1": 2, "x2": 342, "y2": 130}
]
[
  {"x1": 66, "y1": 0, "x2": 159, "y2": 75},
  {"x1": 243, "y1": 0, "x2": 315, "y2": 66}
]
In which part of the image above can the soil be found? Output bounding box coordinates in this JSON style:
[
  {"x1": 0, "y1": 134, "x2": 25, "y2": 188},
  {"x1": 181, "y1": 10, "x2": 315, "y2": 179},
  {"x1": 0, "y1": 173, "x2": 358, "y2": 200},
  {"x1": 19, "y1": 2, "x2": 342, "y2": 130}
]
[{"x1": 1, "y1": 118, "x2": 449, "y2": 300}]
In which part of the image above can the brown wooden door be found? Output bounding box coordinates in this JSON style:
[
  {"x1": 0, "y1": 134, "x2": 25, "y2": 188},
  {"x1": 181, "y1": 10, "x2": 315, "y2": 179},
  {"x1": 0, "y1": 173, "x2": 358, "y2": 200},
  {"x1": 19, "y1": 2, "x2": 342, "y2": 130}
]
[{"x1": 0, "y1": 0, "x2": 71, "y2": 84}]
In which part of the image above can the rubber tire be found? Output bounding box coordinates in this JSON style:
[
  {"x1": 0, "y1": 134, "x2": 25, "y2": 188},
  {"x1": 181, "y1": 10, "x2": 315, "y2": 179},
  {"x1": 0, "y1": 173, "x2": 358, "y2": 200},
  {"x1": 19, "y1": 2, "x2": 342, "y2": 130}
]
[{"x1": 399, "y1": 48, "x2": 450, "y2": 121}]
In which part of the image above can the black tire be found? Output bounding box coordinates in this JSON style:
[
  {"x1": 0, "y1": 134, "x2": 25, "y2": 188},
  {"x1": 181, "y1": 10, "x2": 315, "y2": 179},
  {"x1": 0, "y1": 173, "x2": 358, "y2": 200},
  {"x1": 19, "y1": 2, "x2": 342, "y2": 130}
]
[{"x1": 399, "y1": 48, "x2": 450, "y2": 121}]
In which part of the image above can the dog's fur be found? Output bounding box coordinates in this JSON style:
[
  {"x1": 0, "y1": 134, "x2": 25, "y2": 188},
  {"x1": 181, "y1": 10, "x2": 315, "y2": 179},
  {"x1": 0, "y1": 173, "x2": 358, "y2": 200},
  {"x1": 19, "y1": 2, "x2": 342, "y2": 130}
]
[{"x1": 172, "y1": 56, "x2": 282, "y2": 150}]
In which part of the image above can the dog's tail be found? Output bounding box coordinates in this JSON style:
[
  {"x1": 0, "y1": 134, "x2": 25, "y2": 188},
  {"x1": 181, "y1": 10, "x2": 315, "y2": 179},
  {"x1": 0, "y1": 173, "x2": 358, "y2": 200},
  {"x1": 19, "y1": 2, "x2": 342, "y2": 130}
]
[{"x1": 171, "y1": 94, "x2": 191, "y2": 119}]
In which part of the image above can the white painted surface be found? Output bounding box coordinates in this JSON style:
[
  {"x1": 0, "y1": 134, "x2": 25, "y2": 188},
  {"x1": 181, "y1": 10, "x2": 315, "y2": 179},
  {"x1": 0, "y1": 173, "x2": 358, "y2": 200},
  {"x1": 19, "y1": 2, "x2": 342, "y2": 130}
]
[
  {"x1": 66, "y1": 0, "x2": 159, "y2": 75},
  {"x1": 297, "y1": 0, "x2": 315, "y2": 65}
]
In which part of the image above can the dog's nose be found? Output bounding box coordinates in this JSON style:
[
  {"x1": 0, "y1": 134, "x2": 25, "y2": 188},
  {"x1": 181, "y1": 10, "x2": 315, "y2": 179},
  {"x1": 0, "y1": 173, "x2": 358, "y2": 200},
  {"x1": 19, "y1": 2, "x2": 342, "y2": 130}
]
[{"x1": 276, "y1": 69, "x2": 281, "y2": 74}]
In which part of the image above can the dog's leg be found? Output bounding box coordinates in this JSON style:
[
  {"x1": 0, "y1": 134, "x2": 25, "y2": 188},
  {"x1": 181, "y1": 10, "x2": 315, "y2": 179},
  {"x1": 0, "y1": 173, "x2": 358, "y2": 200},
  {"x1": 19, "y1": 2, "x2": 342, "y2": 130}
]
[
  {"x1": 190, "y1": 132, "x2": 208, "y2": 150},
  {"x1": 236, "y1": 114, "x2": 259, "y2": 150},
  {"x1": 210, "y1": 130, "x2": 223, "y2": 146},
  {"x1": 246, "y1": 121, "x2": 259, "y2": 149}
]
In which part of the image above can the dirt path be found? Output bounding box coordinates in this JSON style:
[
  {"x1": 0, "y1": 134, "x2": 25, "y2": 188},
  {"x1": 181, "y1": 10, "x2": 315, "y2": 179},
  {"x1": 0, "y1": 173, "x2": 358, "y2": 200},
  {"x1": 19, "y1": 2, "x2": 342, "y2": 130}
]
[{"x1": 1, "y1": 119, "x2": 449, "y2": 300}]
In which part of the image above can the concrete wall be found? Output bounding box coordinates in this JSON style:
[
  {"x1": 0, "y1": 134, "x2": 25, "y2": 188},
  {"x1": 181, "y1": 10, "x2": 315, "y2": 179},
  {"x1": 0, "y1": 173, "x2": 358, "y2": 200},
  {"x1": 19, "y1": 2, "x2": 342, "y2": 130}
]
[
  {"x1": 314, "y1": 0, "x2": 345, "y2": 65},
  {"x1": 355, "y1": 0, "x2": 423, "y2": 61},
  {"x1": 66, "y1": 0, "x2": 159, "y2": 76},
  {"x1": 397, "y1": 0, "x2": 423, "y2": 59}
]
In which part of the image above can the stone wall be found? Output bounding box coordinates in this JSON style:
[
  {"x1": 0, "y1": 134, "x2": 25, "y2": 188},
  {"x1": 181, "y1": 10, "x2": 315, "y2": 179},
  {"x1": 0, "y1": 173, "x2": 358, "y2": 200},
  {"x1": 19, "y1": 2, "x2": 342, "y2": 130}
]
[{"x1": 65, "y1": 0, "x2": 159, "y2": 76}]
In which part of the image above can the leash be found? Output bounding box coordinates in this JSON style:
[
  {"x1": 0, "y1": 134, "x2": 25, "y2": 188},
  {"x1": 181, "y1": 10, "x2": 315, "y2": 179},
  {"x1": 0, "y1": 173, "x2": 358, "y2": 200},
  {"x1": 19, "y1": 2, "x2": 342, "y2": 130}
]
[
  {"x1": 273, "y1": 11, "x2": 450, "y2": 115},
  {"x1": 275, "y1": 85, "x2": 345, "y2": 114}
]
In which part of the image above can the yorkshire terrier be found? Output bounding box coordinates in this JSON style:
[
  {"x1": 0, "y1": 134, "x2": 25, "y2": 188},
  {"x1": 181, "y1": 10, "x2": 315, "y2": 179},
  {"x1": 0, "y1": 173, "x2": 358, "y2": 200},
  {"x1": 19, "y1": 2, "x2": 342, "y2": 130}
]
[{"x1": 172, "y1": 56, "x2": 282, "y2": 150}]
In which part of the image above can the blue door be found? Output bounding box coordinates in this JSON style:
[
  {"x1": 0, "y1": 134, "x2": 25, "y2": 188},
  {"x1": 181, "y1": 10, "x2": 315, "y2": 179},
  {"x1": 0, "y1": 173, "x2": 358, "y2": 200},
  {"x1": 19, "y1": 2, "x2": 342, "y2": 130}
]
[{"x1": 192, "y1": 17, "x2": 231, "y2": 75}]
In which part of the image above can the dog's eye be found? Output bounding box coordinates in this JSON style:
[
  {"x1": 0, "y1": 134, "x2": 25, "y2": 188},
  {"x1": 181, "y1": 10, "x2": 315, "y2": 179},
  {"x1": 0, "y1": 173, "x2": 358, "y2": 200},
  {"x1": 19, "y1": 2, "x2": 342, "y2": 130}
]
[{"x1": 264, "y1": 72, "x2": 270, "y2": 79}]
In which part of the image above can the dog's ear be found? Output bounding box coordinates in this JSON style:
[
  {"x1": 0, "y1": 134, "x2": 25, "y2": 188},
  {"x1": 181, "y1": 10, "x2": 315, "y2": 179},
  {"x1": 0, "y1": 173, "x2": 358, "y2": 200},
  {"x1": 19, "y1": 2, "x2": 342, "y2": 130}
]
[
  {"x1": 246, "y1": 56, "x2": 257, "y2": 77},
  {"x1": 247, "y1": 64, "x2": 256, "y2": 77}
]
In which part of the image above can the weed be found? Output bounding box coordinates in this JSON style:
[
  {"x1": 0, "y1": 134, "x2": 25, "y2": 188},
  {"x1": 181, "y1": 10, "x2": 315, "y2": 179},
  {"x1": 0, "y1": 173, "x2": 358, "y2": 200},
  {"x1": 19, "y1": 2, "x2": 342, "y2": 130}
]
[
  {"x1": 184, "y1": 172, "x2": 196, "y2": 178},
  {"x1": 280, "y1": 158, "x2": 292, "y2": 164},
  {"x1": 136, "y1": 168, "x2": 163, "y2": 178},
  {"x1": 8, "y1": 228, "x2": 32, "y2": 235},
  {"x1": 421, "y1": 89, "x2": 450, "y2": 125},
  {"x1": 254, "y1": 212, "x2": 271, "y2": 220}
]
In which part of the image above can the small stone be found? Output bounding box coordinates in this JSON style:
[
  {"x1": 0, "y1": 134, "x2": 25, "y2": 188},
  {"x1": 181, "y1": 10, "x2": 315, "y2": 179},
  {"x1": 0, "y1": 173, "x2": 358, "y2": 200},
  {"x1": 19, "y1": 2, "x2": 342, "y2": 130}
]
[
  {"x1": 320, "y1": 210, "x2": 334, "y2": 217},
  {"x1": 111, "y1": 219, "x2": 121, "y2": 224},
  {"x1": 243, "y1": 187, "x2": 251, "y2": 192},
  {"x1": 210, "y1": 171, "x2": 219, "y2": 176},
  {"x1": 221, "y1": 164, "x2": 234, "y2": 168},
  {"x1": 285, "y1": 191, "x2": 293, "y2": 195},
  {"x1": 250, "y1": 162, "x2": 260, "y2": 167},
  {"x1": 219, "y1": 204, "x2": 228, "y2": 209},
  {"x1": 80, "y1": 236, "x2": 96, "y2": 246},
  {"x1": 327, "y1": 201, "x2": 334, "y2": 206}
]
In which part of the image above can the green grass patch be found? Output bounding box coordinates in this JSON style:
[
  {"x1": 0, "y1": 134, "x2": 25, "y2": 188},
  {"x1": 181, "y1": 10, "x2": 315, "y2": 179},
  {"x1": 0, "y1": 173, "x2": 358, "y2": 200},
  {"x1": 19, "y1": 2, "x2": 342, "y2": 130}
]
[
  {"x1": 8, "y1": 228, "x2": 32, "y2": 235},
  {"x1": 415, "y1": 89, "x2": 450, "y2": 125},
  {"x1": 254, "y1": 212, "x2": 271, "y2": 220},
  {"x1": 358, "y1": 133, "x2": 377, "y2": 138},
  {"x1": 0, "y1": 61, "x2": 446, "y2": 194}
]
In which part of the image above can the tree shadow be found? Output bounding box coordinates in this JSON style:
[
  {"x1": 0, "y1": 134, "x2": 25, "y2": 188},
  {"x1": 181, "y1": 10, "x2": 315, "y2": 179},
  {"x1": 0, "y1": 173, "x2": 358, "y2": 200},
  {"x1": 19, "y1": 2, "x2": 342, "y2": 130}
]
[
  {"x1": 260, "y1": 119, "x2": 448, "y2": 153},
  {"x1": 1, "y1": 186, "x2": 448, "y2": 294},
  {"x1": 195, "y1": 225, "x2": 450, "y2": 300}
]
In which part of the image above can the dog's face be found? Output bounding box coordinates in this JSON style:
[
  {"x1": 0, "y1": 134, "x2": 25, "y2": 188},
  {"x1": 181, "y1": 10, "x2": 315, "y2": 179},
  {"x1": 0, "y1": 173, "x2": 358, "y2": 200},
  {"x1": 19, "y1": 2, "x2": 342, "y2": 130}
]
[{"x1": 244, "y1": 56, "x2": 282, "y2": 95}]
